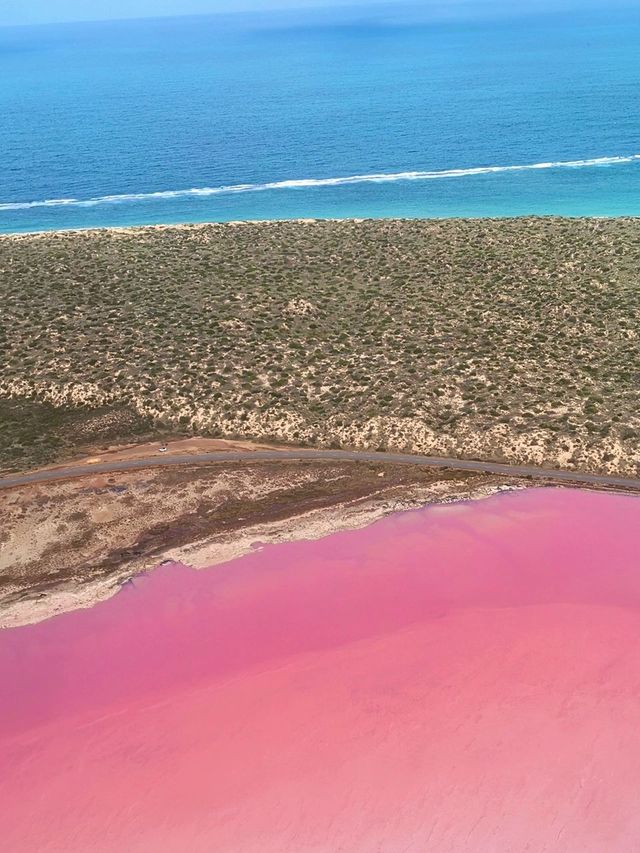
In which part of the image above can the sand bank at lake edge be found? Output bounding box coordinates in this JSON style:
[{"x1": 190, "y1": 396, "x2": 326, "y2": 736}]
[{"x1": 0, "y1": 479, "x2": 522, "y2": 630}]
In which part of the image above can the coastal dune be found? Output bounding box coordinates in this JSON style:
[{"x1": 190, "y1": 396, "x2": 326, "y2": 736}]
[{"x1": 2, "y1": 218, "x2": 640, "y2": 478}]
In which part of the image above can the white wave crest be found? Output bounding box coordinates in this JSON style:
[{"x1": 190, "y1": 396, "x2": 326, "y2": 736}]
[{"x1": 2, "y1": 154, "x2": 639, "y2": 212}]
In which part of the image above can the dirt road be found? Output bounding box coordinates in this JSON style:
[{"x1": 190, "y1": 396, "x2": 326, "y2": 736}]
[{"x1": 2, "y1": 448, "x2": 640, "y2": 491}]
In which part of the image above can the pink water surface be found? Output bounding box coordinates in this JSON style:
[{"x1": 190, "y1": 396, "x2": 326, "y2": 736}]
[{"x1": 2, "y1": 487, "x2": 640, "y2": 851}]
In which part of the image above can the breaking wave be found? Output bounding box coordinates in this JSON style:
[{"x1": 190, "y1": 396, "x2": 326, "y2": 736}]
[{"x1": 2, "y1": 154, "x2": 639, "y2": 212}]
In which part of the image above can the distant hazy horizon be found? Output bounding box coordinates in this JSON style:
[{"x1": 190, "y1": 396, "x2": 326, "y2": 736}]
[
  {"x1": 1, "y1": 0, "x2": 635, "y2": 28},
  {"x1": 3, "y1": 0, "x2": 395, "y2": 28}
]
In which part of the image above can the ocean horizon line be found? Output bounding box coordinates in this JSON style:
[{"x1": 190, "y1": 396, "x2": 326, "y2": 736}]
[{"x1": 3, "y1": 153, "x2": 639, "y2": 213}]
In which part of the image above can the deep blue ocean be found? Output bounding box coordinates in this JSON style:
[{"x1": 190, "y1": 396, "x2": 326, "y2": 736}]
[{"x1": 1, "y1": 4, "x2": 640, "y2": 233}]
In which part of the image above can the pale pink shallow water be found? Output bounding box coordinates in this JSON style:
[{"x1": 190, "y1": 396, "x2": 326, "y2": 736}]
[{"x1": 2, "y1": 489, "x2": 640, "y2": 852}]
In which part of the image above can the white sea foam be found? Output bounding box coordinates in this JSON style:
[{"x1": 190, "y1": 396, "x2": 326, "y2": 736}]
[{"x1": 2, "y1": 154, "x2": 639, "y2": 212}]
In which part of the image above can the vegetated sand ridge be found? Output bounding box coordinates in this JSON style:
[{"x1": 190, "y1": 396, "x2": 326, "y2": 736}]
[{"x1": 1, "y1": 218, "x2": 639, "y2": 475}]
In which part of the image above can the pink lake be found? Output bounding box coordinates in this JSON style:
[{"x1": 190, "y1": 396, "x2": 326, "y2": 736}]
[{"x1": 2, "y1": 487, "x2": 640, "y2": 852}]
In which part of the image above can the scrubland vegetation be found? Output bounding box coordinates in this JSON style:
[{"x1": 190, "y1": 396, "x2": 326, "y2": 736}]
[{"x1": 1, "y1": 218, "x2": 638, "y2": 474}]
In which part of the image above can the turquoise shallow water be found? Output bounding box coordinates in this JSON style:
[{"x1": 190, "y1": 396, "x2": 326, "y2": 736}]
[{"x1": 1, "y1": 5, "x2": 639, "y2": 232}]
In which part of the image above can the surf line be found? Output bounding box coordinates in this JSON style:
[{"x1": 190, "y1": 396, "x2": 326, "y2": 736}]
[{"x1": 3, "y1": 153, "x2": 640, "y2": 211}]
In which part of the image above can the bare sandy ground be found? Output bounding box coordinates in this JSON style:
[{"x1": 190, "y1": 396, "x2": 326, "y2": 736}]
[
  {"x1": 34, "y1": 436, "x2": 291, "y2": 472},
  {"x1": 0, "y1": 456, "x2": 521, "y2": 629},
  {"x1": 170, "y1": 479, "x2": 520, "y2": 573}
]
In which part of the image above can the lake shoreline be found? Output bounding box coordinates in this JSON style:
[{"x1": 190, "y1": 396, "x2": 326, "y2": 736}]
[
  {"x1": 1, "y1": 469, "x2": 523, "y2": 630},
  {"x1": 4, "y1": 486, "x2": 640, "y2": 851}
]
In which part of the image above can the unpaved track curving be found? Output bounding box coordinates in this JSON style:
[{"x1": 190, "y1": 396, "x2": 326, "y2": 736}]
[{"x1": 2, "y1": 449, "x2": 640, "y2": 491}]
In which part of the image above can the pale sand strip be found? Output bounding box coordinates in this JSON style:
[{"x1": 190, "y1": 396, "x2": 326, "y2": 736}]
[{"x1": 0, "y1": 481, "x2": 520, "y2": 630}]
